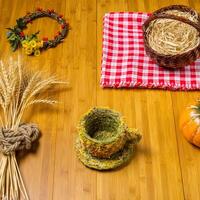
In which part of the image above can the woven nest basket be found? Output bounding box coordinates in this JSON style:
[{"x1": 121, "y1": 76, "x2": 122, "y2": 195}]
[
  {"x1": 76, "y1": 108, "x2": 141, "y2": 170},
  {"x1": 143, "y1": 5, "x2": 200, "y2": 68}
]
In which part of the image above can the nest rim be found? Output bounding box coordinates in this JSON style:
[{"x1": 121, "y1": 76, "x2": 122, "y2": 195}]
[{"x1": 78, "y1": 107, "x2": 126, "y2": 145}]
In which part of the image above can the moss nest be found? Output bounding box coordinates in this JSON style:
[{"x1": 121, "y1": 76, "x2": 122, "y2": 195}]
[
  {"x1": 82, "y1": 108, "x2": 123, "y2": 142},
  {"x1": 76, "y1": 107, "x2": 141, "y2": 170}
]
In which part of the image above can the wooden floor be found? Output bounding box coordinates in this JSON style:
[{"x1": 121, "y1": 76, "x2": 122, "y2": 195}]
[{"x1": 1, "y1": 0, "x2": 200, "y2": 199}]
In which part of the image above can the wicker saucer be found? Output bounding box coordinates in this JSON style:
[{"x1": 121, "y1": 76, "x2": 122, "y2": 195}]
[
  {"x1": 75, "y1": 107, "x2": 141, "y2": 170},
  {"x1": 76, "y1": 135, "x2": 140, "y2": 170},
  {"x1": 143, "y1": 5, "x2": 200, "y2": 68}
]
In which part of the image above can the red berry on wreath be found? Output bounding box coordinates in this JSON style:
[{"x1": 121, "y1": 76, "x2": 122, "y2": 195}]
[
  {"x1": 43, "y1": 37, "x2": 48, "y2": 41},
  {"x1": 20, "y1": 32, "x2": 25, "y2": 37},
  {"x1": 57, "y1": 31, "x2": 61, "y2": 35},
  {"x1": 47, "y1": 9, "x2": 54, "y2": 14},
  {"x1": 36, "y1": 7, "x2": 42, "y2": 11},
  {"x1": 61, "y1": 24, "x2": 65, "y2": 29},
  {"x1": 59, "y1": 14, "x2": 63, "y2": 18}
]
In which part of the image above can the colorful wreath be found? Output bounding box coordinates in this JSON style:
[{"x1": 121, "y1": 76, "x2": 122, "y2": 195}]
[{"x1": 6, "y1": 8, "x2": 69, "y2": 56}]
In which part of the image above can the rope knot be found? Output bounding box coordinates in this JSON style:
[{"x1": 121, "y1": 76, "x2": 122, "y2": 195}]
[{"x1": 0, "y1": 123, "x2": 40, "y2": 155}]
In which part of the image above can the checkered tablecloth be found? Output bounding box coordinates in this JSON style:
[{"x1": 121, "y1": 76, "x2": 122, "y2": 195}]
[{"x1": 101, "y1": 12, "x2": 200, "y2": 90}]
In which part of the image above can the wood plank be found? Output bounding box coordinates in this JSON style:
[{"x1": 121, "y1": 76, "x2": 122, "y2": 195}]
[
  {"x1": 171, "y1": 2, "x2": 200, "y2": 200},
  {"x1": 96, "y1": 1, "x2": 184, "y2": 199},
  {"x1": 52, "y1": 0, "x2": 97, "y2": 200},
  {"x1": 172, "y1": 92, "x2": 200, "y2": 200},
  {"x1": 0, "y1": 0, "x2": 57, "y2": 199}
]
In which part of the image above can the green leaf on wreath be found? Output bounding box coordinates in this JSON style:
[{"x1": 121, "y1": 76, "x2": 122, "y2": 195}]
[
  {"x1": 6, "y1": 31, "x2": 12, "y2": 38},
  {"x1": 6, "y1": 28, "x2": 14, "y2": 31},
  {"x1": 26, "y1": 31, "x2": 40, "y2": 41},
  {"x1": 11, "y1": 40, "x2": 19, "y2": 51},
  {"x1": 16, "y1": 18, "x2": 27, "y2": 29},
  {"x1": 8, "y1": 34, "x2": 17, "y2": 41}
]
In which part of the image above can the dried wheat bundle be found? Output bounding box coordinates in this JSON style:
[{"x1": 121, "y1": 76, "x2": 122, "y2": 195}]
[{"x1": 0, "y1": 58, "x2": 63, "y2": 200}]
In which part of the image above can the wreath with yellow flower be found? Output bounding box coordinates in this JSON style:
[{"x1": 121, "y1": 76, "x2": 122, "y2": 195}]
[{"x1": 7, "y1": 8, "x2": 69, "y2": 56}]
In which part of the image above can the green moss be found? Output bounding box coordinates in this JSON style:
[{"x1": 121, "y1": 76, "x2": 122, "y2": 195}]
[
  {"x1": 83, "y1": 107, "x2": 121, "y2": 142},
  {"x1": 93, "y1": 130, "x2": 116, "y2": 140}
]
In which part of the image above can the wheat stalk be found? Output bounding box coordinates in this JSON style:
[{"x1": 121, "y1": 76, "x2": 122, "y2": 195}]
[{"x1": 0, "y1": 59, "x2": 64, "y2": 200}]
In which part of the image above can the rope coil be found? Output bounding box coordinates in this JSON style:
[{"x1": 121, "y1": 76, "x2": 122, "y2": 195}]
[{"x1": 0, "y1": 123, "x2": 40, "y2": 155}]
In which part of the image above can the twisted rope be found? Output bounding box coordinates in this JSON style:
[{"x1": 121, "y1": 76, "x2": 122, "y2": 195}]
[{"x1": 0, "y1": 123, "x2": 40, "y2": 155}]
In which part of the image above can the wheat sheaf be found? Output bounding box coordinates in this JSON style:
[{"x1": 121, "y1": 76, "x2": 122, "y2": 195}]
[{"x1": 0, "y1": 59, "x2": 64, "y2": 200}]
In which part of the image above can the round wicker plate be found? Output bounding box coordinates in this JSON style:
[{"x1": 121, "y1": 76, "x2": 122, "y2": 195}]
[{"x1": 76, "y1": 136, "x2": 136, "y2": 170}]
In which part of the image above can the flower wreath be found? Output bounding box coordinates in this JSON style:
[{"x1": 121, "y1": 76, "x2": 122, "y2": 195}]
[{"x1": 7, "y1": 8, "x2": 69, "y2": 56}]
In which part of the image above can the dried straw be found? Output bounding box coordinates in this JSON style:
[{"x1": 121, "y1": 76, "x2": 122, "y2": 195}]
[
  {"x1": 0, "y1": 57, "x2": 64, "y2": 200},
  {"x1": 146, "y1": 11, "x2": 200, "y2": 55}
]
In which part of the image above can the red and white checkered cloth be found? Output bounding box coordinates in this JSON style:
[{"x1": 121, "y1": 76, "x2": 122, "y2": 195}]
[{"x1": 101, "y1": 12, "x2": 200, "y2": 90}]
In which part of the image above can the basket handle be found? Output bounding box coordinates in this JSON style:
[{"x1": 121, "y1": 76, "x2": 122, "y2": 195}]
[
  {"x1": 153, "y1": 4, "x2": 199, "y2": 19},
  {"x1": 143, "y1": 13, "x2": 200, "y2": 34}
]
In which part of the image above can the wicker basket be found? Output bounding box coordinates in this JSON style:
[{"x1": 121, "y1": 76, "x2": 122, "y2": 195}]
[
  {"x1": 76, "y1": 107, "x2": 141, "y2": 170},
  {"x1": 143, "y1": 5, "x2": 200, "y2": 68}
]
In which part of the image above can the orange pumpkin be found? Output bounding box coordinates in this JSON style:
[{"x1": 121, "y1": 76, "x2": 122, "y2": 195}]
[{"x1": 180, "y1": 101, "x2": 200, "y2": 147}]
